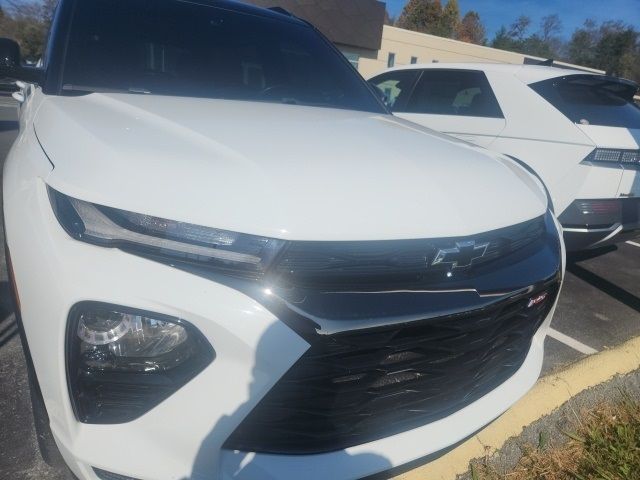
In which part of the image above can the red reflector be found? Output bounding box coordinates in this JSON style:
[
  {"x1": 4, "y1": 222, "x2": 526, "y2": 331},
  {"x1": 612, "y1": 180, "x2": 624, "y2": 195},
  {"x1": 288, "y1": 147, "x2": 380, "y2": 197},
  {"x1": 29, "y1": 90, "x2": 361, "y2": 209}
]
[
  {"x1": 527, "y1": 292, "x2": 548, "y2": 308},
  {"x1": 576, "y1": 200, "x2": 621, "y2": 215}
]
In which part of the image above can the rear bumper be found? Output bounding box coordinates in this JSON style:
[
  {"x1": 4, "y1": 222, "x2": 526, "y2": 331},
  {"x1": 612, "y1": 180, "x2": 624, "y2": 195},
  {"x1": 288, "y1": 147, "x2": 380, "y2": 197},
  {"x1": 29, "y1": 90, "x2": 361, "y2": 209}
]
[{"x1": 560, "y1": 198, "x2": 640, "y2": 251}]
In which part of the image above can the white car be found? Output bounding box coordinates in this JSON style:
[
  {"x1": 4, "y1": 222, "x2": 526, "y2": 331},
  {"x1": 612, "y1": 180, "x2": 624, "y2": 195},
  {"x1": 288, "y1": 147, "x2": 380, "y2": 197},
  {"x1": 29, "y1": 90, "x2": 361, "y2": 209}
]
[
  {"x1": 370, "y1": 64, "x2": 640, "y2": 252},
  {"x1": 2, "y1": 1, "x2": 564, "y2": 479}
]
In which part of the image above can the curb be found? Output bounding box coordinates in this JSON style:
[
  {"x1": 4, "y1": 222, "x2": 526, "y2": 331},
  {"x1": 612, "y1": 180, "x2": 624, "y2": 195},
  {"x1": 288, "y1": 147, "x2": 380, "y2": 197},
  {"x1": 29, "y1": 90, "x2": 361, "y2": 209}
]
[{"x1": 396, "y1": 335, "x2": 640, "y2": 480}]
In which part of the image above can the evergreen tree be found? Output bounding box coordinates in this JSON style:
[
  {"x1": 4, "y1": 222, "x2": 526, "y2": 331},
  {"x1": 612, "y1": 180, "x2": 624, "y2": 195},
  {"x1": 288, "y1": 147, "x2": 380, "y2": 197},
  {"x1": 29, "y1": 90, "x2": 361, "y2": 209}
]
[
  {"x1": 456, "y1": 11, "x2": 486, "y2": 44},
  {"x1": 396, "y1": 0, "x2": 444, "y2": 36},
  {"x1": 440, "y1": 0, "x2": 460, "y2": 38},
  {"x1": 567, "y1": 20, "x2": 598, "y2": 67}
]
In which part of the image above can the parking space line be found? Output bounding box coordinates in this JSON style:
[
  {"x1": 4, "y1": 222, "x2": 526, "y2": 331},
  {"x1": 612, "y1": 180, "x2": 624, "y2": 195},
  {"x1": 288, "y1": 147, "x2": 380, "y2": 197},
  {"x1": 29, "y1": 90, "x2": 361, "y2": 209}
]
[
  {"x1": 626, "y1": 241, "x2": 640, "y2": 248},
  {"x1": 548, "y1": 328, "x2": 598, "y2": 355}
]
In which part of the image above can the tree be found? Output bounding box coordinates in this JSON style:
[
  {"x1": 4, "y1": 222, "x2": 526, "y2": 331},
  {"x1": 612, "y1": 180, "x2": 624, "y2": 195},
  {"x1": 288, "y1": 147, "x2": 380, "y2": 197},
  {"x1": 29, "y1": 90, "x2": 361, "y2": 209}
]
[
  {"x1": 440, "y1": 0, "x2": 460, "y2": 38},
  {"x1": 508, "y1": 15, "x2": 532, "y2": 42},
  {"x1": 521, "y1": 34, "x2": 556, "y2": 58},
  {"x1": 491, "y1": 26, "x2": 521, "y2": 51},
  {"x1": 456, "y1": 11, "x2": 486, "y2": 45},
  {"x1": 396, "y1": 0, "x2": 485, "y2": 41},
  {"x1": 539, "y1": 14, "x2": 563, "y2": 57},
  {"x1": 567, "y1": 19, "x2": 640, "y2": 81},
  {"x1": 594, "y1": 21, "x2": 638, "y2": 77},
  {"x1": 396, "y1": 0, "x2": 444, "y2": 36},
  {"x1": 540, "y1": 14, "x2": 562, "y2": 43},
  {"x1": 0, "y1": 0, "x2": 58, "y2": 62},
  {"x1": 491, "y1": 14, "x2": 562, "y2": 59},
  {"x1": 567, "y1": 19, "x2": 598, "y2": 67}
]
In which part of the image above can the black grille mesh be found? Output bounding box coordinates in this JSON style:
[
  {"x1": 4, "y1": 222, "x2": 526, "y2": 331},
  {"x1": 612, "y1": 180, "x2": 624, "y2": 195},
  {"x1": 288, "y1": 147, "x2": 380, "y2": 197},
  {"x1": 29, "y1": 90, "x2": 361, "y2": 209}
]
[
  {"x1": 225, "y1": 282, "x2": 559, "y2": 454},
  {"x1": 271, "y1": 216, "x2": 546, "y2": 291}
]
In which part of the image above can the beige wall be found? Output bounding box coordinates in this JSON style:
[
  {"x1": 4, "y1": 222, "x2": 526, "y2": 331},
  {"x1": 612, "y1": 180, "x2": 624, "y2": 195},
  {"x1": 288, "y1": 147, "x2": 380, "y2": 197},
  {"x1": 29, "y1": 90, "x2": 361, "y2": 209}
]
[{"x1": 357, "y1": 25, "x2": 602, "y2": 78}]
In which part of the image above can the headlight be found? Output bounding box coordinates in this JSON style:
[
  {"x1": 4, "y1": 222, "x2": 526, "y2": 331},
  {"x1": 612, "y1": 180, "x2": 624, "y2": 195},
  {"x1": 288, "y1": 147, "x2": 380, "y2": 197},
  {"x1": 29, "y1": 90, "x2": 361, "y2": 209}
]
[
  {"x1": 48, "y1": 187, "x2": 285, "y2": 278},
  {"x1": 67, "y1": 302, "x2": 214, "y2": 424}
]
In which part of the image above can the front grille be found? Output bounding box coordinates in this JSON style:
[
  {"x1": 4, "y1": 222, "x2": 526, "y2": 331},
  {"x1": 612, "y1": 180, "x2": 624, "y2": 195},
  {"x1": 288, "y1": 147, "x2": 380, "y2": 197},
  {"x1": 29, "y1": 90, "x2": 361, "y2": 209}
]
[
  {"x1": 271, "y1": 216, "x2": 546, "y2": 291},
  {"x1": 225, "y1": 281, "x2": 559, "y2": 454}
]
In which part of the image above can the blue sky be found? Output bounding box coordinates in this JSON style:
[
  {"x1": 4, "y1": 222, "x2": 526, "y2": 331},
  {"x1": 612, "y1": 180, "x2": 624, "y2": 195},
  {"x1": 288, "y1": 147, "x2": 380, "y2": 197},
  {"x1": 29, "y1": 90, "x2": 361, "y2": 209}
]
[{"x1": 385, "y1": 0, "x2": 640, "y2": 39}]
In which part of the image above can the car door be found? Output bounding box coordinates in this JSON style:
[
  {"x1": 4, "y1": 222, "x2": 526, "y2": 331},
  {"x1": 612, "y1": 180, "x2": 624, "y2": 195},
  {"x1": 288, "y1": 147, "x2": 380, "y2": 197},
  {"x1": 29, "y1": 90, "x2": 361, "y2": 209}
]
[{"x1": 379, "y1": 69, "x2": 507, "y2": 148}]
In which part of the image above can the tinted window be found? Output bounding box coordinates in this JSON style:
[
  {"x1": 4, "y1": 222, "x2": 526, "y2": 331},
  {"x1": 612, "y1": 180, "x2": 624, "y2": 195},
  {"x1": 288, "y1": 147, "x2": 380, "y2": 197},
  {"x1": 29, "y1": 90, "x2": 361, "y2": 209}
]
[
  {"x1": 530, "y1": 75, "x2": 640, "y2": 128},
  {"x1": 405, "y1": 70, "x2": 503, "y2": 118},
  {"x1": 62, "y1": 0, "x2": 384, "y2": 113},
  {"x1": 369, "y1": 70, "x2": 420, "y2": 110}
]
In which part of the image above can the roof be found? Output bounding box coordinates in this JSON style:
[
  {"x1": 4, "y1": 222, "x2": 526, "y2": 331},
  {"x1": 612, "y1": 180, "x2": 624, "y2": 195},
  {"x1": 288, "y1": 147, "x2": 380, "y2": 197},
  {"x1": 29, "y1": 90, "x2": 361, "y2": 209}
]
[
  {"x1": 240, "y1": 0, "x2": 386, "y2": 50},
  {"x1": 197, "y1": 0, "x2": 307, "y2": 24},
  {"x1": 381, "y1": 63, "x2": 600, "y2": 84}
]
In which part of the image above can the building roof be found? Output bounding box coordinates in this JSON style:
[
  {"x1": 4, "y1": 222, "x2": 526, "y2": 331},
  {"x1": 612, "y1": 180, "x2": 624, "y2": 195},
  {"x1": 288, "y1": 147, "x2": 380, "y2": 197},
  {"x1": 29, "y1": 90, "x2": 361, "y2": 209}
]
[{"x1": 240, "y1": 0, "x2": 386, "y2": 50}]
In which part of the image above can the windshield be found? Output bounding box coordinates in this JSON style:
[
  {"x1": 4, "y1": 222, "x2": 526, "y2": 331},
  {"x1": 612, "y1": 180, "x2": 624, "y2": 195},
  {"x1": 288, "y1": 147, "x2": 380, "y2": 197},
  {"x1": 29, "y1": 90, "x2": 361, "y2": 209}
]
[
  {"x1": 61, "y1": 0, "x2": 384, "y2": 113},
  {"x1": 530, "y1": 75, "x2": 640, "y2": 128}
]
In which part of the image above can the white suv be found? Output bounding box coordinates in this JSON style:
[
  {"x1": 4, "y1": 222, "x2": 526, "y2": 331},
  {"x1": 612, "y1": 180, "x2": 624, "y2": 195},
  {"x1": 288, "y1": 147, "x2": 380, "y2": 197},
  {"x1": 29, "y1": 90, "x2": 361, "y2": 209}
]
[
  {"x1": 370, "y1": 64, "x2": 640, "y2": 252},
  {"x1": 2, "y1": 1, "x2": 563, "y2": 480}
]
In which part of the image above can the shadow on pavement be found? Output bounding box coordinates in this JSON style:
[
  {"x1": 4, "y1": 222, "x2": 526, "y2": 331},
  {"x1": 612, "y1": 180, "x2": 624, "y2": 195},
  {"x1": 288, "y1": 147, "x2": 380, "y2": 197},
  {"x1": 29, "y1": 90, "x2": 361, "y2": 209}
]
[
  {"x1": 0, "y1": 314, "x2": 17, "y2": 348},
  {"x1": 0, "y1": 281, "x2": 15, "y2": 348},
  {"x1": 567, "y1": 263, "x2": 640, "y2": 314},
  {"x1": 567, "y1": 245, "x2": 617, "y2": 263}
]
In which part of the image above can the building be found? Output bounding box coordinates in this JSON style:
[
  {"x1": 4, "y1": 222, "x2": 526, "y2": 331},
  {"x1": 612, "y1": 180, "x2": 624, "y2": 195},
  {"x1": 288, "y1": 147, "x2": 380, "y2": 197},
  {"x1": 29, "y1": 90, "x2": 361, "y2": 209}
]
[
  {"x1": 243, "y1": 0, "x2": 386, "y2": 71},
  {"x1": 241, "y1": 0, "x2": 603, "y2": 78},
  {"x1": 356, "y1": 25, "x2": 603, "y2": 77}
]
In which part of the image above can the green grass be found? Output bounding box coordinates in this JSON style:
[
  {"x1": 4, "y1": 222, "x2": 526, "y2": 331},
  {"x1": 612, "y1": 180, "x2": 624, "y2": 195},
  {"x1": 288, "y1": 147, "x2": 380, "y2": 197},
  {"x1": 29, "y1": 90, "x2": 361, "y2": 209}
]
[
  {"x1": 572, "y1": 395, "x2": 640, "y2": 480},
  {"x1": 470, "y1": 393, "x2": 640, "y2": 479}
]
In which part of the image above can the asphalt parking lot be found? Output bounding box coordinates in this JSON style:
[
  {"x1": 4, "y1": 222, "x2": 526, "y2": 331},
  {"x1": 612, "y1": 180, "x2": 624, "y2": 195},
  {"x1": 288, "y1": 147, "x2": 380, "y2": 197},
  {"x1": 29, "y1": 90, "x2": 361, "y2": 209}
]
[{"x1": 0, "y1": 100, "x2": 638, "y2": 479}]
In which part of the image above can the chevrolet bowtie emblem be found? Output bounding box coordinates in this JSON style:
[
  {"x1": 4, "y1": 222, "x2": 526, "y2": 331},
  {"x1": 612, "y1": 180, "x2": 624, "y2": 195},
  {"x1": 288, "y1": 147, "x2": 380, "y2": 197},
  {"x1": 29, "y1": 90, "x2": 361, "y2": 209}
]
[{"x1": 432, "y1": 240, "x2": 490, "y2": 269}]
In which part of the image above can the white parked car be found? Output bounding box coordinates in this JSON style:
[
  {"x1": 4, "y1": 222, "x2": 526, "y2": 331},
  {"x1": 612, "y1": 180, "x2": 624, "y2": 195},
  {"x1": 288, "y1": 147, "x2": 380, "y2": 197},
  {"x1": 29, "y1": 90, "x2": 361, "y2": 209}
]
[
  {"x1": 370, "y1": 64, "x2": 640, "y2": 252},
  {"x1": 2, "y1": 1, "x2": 564, "y2": 480}
]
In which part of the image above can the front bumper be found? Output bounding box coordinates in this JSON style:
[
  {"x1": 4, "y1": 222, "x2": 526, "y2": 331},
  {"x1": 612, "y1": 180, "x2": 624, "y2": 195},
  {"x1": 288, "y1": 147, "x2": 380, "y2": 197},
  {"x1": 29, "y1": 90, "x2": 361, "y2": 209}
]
[
  {"x1": 560, "y1": 198, "x2": 640, "y2": 251},
  {"x1": 5, "y1": 175, "x2": 564, "y2": 480}
]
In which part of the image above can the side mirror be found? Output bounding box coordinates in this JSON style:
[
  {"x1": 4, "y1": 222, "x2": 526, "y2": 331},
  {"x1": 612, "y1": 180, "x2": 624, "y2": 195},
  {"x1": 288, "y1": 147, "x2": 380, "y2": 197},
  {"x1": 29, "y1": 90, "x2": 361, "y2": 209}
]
[{"x1": 0, "y1": 38, "x2": 45, "y2": 85}]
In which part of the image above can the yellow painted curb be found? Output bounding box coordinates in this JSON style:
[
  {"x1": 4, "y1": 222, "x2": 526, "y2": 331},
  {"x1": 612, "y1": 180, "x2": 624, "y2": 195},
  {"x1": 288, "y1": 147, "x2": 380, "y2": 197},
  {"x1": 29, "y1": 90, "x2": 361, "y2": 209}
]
[{"x1": 396, "y1": 335, "x2": 640, "y2": 480}]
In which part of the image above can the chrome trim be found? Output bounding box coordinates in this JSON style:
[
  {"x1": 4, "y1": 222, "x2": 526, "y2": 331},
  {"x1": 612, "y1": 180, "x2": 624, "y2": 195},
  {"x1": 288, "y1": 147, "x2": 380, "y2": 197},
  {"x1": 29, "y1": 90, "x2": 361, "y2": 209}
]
[
  {"x1": 562, "y1": 222, "x2": 622, "y2": 233},
  {"x1": 592, "y1": 224, "x2": 625, "y2": 246}
]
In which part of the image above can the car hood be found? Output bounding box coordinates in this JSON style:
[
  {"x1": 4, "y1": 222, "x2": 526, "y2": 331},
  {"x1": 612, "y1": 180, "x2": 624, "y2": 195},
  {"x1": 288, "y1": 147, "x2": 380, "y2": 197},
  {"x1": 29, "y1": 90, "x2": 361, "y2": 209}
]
[{"x1": 37, "y1": 94, "x2": 546, "y2": 241}]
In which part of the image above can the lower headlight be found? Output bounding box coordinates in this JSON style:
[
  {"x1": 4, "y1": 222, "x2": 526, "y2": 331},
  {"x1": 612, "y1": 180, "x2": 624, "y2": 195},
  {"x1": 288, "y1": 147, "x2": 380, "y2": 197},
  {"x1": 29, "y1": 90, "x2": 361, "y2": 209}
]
[{"x1": 67, "y1": 302, "x2": 214, "y2": 424}]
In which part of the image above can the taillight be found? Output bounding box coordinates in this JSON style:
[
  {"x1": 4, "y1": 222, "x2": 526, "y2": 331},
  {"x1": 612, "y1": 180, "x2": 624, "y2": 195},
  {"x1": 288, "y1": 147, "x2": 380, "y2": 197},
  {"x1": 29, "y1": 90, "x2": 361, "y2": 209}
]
[
  {"x1": 575, "y1": 200, "x2": 622, "y2": 216},
  {"x1": 583, "y1": 148, "x2": 640, "y2": 165}
]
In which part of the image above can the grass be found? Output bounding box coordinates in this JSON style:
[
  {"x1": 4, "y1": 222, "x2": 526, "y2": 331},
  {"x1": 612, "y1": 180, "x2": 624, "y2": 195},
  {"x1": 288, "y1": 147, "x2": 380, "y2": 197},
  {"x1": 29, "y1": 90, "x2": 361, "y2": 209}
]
[{"x1": 470, "y1": 393, "x2": 640, "y2": 480}]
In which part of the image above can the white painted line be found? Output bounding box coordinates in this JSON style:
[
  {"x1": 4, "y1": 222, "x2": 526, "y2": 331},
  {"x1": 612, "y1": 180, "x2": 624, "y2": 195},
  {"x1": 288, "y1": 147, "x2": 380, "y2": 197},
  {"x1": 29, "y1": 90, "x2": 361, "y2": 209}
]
[
  {"x1": 548, "y1": 327, "x2": 598, "y2": 355},
  {"x1": 626, "y1": 241, "x2": 640, "y2": 248}
]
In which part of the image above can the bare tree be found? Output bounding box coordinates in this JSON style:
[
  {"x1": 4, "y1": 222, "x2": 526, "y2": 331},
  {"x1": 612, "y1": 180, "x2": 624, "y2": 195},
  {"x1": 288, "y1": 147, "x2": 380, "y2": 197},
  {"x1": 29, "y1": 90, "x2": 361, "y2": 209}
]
[{"x1": 540, "y1": 14, "x2": 562, "y2": 42}]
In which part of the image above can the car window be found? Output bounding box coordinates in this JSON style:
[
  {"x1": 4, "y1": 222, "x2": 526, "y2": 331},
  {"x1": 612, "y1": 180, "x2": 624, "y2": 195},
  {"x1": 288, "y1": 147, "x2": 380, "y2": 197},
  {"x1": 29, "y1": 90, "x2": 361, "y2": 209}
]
[
  {"x1": 369, "y1": 70, "x2": 420, "y2": 111},
  {"x1": 405, "y1": 70, "x2": 503, "y2": 118},
  {"x1": 530, "y1": 75, "x2": 640, "y2": 128},
  {"x1": 61, "y1": 0, "x2": 385, "y2": 113}
]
